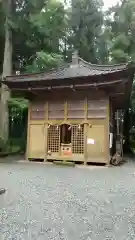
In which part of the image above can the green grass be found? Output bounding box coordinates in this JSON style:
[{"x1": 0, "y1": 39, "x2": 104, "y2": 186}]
[{"x1": 53, "y1": 161, "x2": 75, "y2": 167}]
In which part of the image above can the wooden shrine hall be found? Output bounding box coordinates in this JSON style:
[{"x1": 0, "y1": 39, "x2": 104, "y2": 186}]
[{"x1": 4, "y1": 53, "x2": 135, "y2": 165}]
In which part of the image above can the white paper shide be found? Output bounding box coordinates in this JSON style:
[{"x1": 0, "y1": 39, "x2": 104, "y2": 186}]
[{"x1": 87, "y1": 138, "x2": 95, "y2": 144}]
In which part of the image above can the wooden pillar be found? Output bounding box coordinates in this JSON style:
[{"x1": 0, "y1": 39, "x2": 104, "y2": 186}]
[
  {"x1": 26, "y1": 102, "x2": 30, "y2": 160},
  {"x1": 106, "y1": 99, "x2": 110, "y2": 165},
  {"x1": 44, "y1": 102, "x2": 48, "y2": 161},
  {"x1": 84, "y1": 124, "x2": 87, "y2": 164},
  {"x1": 84, "y1": 97, "x2": 87, "y2": 164}
]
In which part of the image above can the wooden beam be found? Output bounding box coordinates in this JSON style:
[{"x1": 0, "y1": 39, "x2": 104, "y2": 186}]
[{"x1": 10, "y1": 79, "x2": 127, "y2": 92}]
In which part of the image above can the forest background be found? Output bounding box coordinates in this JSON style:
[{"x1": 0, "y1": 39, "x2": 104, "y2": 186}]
[{"x1": 0, "y1": 0, "x2": 135, "y2": 154}]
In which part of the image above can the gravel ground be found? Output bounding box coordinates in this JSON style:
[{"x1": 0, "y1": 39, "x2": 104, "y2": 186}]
[{"x1": 1, "y1": 162, "x2": 135, "y2": 240}]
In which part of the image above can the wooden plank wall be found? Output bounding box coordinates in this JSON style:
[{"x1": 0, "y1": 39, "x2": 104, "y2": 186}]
[
  {"x1": 29, "y1": 98, "x2": 108, "y2": 122},
  {"x1": 27, "y1": 93, "x2": 110, "y2": 163}
]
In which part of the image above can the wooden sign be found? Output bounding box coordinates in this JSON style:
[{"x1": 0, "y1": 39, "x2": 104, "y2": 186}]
[{"x1": 87, "y1": 138, "x2": 95, "y2": 144}]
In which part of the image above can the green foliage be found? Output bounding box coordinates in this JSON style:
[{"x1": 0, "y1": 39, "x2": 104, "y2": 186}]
[
  {"x1": 104, "y1": 0, "x2": 135, "y2": 151},
  {"x1": 13, "y1": 0, "x2": 67, "y2": 72},
  {"x1": 25, "y1": 52, "x2": 63, "y2": 73},
  {"x1": 103, "y1": 0, "x2": 135, "y2": 64},
  {"x1": 71, "y1": 0, "x2": 103, "y2": 62},
  {"x1": 0, "y1": 0, "x2": 106, "y2": 71},
  {"x1": 111, "y1": 49, "x2": 129, "y2": 63},
  {"x1": 0, "y1": 137, "x2": 7, "y2": 152},
  {"x1": 8, "y1": 97, "x2": 28, "y2": 154},
  {"x1": 8, "y1": 98, "x2": 28, "y2": 109}
]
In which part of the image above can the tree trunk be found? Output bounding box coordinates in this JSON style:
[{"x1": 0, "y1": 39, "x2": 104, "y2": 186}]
[{"x1": 0, "y1": 0, "x2": 12, "y2": 143}]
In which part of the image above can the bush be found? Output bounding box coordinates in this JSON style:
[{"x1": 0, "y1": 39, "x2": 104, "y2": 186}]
[{"x1": 0, "y1": 137, "x2": 7, "y2": 152}]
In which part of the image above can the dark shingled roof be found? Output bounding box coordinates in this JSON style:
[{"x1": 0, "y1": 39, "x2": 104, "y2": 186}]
[
  {"x1": 3, "y1": 53, "x2": 135, "y2": 108},
  {"x1": 5, "y1": 56, "x2": 130, "y2": 83}
]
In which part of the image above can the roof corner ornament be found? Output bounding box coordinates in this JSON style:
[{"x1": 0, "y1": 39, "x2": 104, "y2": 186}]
[{"x1": 71, "y1": 50, "x2": 79, "y2": 66}]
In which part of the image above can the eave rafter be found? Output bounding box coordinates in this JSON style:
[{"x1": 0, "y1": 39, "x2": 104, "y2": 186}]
[{"x1": 9, "y1": 78, "x2": 127, "y2": 92}]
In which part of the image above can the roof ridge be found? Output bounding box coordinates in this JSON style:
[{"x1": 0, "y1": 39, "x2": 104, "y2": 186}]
[
  {"x1": 5, "y1": 58, "x2": 130, "y2": 80},
  {"x1": 79, "y1": 57, "x2": 128, "y2": 68}
]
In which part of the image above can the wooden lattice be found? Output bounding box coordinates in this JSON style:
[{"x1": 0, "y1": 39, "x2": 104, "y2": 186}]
[
  {"x1": 47, "y1": 125, "x2": 60, "y2": 153},
  {"x1": 71, "y1": 125, "x2": 84, "y2": 154}
]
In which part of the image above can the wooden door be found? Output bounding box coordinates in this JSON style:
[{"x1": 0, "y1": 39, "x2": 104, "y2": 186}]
[
  {"x1": 71, "y1": 125, "x2": 84, "y2": 155},
  {"x1": 47, "y1": 125, "x2": 60, "y2": 157},
  {"x1": 87, "y1": 125, "x2": 106, "y2": 162},
  {"x1": 28, "y1": 124, "x2": 45, "y2": 159}
]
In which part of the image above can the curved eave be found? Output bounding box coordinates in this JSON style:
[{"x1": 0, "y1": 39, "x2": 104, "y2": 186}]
[
  {"x1": 3, "y1": 68, "x2": 132, "y2": 90},
  {"x1": 5, "y1": 60, "x2": 128, "y2": 81}
]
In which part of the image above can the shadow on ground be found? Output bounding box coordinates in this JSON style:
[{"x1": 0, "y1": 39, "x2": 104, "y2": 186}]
[{"x1": 0, "y1": 155, "x2": 24, "y2": 163}]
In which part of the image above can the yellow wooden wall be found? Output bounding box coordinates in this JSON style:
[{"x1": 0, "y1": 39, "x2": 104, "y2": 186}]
[{"x1": 26, "y1": 96, "x2": 110, "y2": 164}]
